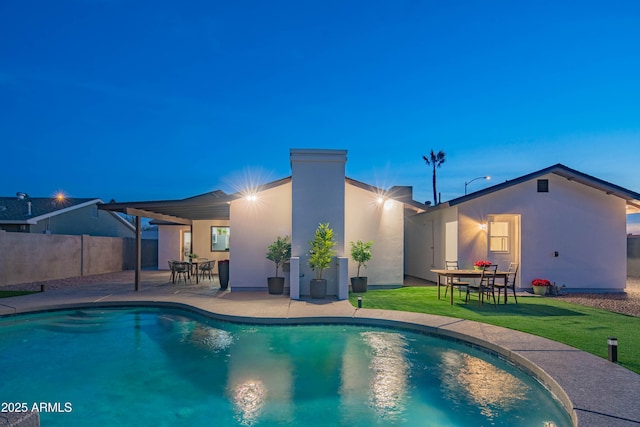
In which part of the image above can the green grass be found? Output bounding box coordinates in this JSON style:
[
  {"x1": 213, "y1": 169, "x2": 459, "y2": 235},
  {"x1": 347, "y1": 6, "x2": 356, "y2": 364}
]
[
  {"x1": 349, "y1": 287, "x2": 640, "y2": 374},
  {"x1": 0, "y1": 290, "x2": 37, "y2": 298}
]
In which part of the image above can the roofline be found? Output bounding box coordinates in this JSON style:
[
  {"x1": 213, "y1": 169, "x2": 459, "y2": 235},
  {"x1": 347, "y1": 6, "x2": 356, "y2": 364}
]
[
  {"x1": 345, "y1": 177, "x2": 428, "y2": 213},
  {"x1": 0, "y1": 199, "x2": 105, "y2": 224},
  {"x1": 448, "y1": 164, "x2": 640, "y2": 211}
]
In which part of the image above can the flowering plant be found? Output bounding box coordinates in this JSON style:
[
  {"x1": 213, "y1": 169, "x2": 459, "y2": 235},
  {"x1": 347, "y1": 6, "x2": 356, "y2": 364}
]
[
  {"x1": 531, "y1": 278, "x2": 551, "y2": 287},
  {"x1": 474, "y1": 260, "x2": 492, "y2": 267}
]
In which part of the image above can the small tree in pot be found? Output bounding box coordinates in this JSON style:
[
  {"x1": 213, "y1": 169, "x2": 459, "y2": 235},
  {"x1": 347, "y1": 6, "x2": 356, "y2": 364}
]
[
  {"x1": 350, "y1": 240, "x2": 373, "y2": 293},
  {"x1": 265, "y1": 235, "x2": 291, "y2": 295},
  {"x1": 308, "y1": 223, "x2": 336, "y2": 298}
]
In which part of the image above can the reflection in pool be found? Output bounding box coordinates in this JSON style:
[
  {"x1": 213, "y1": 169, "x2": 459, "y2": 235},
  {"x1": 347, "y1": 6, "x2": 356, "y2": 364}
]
[{"x1": 0, "y1": 307, "x2": 571, "y2": 426}]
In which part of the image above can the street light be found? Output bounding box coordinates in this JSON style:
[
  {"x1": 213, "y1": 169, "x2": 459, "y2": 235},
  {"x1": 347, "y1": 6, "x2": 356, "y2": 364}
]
[{"x1": 465, "y1": 176, "x2": 490, "y2": 195}]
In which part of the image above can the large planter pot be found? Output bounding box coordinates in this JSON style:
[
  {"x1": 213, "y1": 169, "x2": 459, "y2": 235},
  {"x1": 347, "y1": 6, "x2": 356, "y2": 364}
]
[
  {"x1": 350, "y1": 277, "x2": 368, "y2": 293},
  {"x1": 532, "y1": 285, "x2": 547, "y2": 296},
  {"x1": 218, "y1": 260, "x2": 229, "y2": 290},
  {"x1": 310, "y1": 279, "x2": 327, "y2": 299},
  {"x1": 267, "y1": 277, "x2": 285, "y2": 295}
]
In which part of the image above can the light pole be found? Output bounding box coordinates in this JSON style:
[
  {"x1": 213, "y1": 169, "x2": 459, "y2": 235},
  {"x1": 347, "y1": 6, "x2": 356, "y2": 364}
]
[{"x1": 465, "y1": 176, "x2": 490, "y2": 195}]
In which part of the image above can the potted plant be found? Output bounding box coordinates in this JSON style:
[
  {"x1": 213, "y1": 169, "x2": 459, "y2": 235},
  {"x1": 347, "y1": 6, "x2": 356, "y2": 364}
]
[
  {"x1": 531, "y1": 278, "x2": 551, "y2": 295},
  {"x1": 473, "y1": 260, "x2": 491, "y2": 270},
  {"x1": 308, "y1": 223, "x2": 336, "y2": 298},
  {"x1": 350, "y1": 240, "x2": 373, "y2": 293},
  {"x1": 266, "y1": 235, "x2": 291, "y2": 295}
]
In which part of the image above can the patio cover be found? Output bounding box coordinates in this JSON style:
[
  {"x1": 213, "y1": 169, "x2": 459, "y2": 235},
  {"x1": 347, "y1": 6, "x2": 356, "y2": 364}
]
[{"x1": 98, "y1": 190, "x2": 233, "y2": 224}]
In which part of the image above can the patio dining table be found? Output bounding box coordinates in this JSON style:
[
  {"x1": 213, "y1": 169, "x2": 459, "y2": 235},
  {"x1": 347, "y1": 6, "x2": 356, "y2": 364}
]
[
  {"x1": 431, "y1": 269, "x2": 510, "y2": 305},
  {"x1": 188, "y1": 259, "x2": 209, "y2": 284}
]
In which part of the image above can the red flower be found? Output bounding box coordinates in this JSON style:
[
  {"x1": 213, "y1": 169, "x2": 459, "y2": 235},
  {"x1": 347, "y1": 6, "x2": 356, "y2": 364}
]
[
  {"x1": 474, "y1": 260, "x2": 491, "y2": 267},
  {"x1": 531, "y1": 278, "x2": 551, "y2": 287}
]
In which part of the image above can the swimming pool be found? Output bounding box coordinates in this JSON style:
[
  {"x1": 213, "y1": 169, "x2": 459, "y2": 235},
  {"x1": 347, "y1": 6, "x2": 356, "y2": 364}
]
[{"x1": 0, "y1": 307, "x2": 571, "y2": 426}]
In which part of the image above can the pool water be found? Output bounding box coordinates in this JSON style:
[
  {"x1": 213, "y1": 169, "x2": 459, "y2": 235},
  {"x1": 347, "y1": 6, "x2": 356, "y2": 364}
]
[{"x1": 0, "y1": 308, "x2": 572, "y2": 426}]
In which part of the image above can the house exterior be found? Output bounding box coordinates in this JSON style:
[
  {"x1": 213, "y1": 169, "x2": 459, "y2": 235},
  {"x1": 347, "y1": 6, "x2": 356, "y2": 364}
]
[
  {"x1": 405, "y1": 164, "x2": 640, "y2": 292},
  {"x1": 100, "y1": 154, "x2": 639, "y2": 296},
  {"x1": 102, "y1": 149, "x2": 425, "y2": 297},
  {"x1": 0, "y1": 193, "x2": 135, "y2": 238}
]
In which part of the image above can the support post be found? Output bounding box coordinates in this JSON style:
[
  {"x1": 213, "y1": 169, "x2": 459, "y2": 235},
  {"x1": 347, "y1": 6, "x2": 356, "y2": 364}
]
[{"x1": 135, "y1": 216, "x2": 141, "y2": 292}]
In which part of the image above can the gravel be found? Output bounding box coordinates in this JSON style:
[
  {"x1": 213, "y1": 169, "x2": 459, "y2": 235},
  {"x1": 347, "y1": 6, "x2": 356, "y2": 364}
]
[{"x1": 554, "y1": 277, "x2": 640, "y2": 317}]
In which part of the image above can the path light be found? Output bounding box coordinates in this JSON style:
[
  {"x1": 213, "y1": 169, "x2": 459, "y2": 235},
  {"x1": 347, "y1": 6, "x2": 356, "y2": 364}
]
[
  {"x1": 358, "y1": 296, "x2": 362, "y2": 308},
  {"x1": 465, "y1": 176, "x2": 491, "y2": 195},
  {"x1": 608, "y1": 337, "x2": 618, "y2": 363}
]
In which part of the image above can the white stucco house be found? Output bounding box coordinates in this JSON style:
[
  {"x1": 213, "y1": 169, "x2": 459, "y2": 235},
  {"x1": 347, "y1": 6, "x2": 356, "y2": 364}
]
[
  {"x1": 101, "y1": 151, "x2": 640, "y2": 296},
  {"x1": 404, "y1": 164, "x2": 640, "y2": 293}
]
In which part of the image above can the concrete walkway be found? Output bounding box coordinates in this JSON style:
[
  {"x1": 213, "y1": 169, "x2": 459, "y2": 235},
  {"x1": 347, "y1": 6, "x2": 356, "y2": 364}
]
[{"x1": 2, "y1": 271, "x2": 640, "y2": 427}]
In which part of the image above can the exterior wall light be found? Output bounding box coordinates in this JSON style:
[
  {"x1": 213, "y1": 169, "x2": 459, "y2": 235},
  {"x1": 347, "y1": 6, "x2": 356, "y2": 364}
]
[
  {"x1": 479, "y1": 223, "x2": 487, "y2": 231},
  {"x1": 245, "y1": 194, "x2": 257, "y2": 201}
]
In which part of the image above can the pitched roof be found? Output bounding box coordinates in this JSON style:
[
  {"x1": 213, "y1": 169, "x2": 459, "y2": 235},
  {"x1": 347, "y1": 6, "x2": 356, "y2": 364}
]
[
  {"x1": 0, "y1": 196, "x2": 103, "y2": 224},
  {"x1": 446, "y1": 164, "x2": 640, "y2": 213},
  {"x1": 100, "y1": 175, "x2": 428, "y2": 223}
]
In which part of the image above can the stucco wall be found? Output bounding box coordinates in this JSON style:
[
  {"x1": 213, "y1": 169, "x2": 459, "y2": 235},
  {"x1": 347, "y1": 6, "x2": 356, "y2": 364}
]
[
  {"x1": 456, "y1": 174, "x2": 627, "y2": 291},
  {"x1": 229, "y1": 182, "x2": 292, "y2": 290},
  {"x1": 0, "y1": 231, "x2": 134, "y2": 286},
  {"x1": 345, "y1": 183, "x2": 403, "y2": 286},
  {"x1": 405, "y1": 207, "x2": 455, "y2": 281},
  {"x1": 193, "y1": 220, "x2": 231, "y2": 273},
  {"x1": 157, "y1": 225, "x2": 189, "y2": 269},
  {"x1": 291, "y1": 149, "x2": 347, "y2": 296}
]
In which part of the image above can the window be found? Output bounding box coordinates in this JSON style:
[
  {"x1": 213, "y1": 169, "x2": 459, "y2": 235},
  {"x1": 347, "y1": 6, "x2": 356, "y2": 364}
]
[
  {"x1": 489, "y1": 221, "x2": 509, "y2": 252},
  {"x1": 211, "y1": 226, "x2": 230, "y2": 251},
  {"x1": 537, "y1": 179, "x2": 549, "y2": 192}
]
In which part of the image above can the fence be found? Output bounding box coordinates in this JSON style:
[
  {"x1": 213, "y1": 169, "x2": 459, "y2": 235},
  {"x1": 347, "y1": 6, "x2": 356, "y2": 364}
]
[
  {"x1": 629, "y1": 235, "x2": 640, "y2": 277},
  {"x1": 0, "y1": 231, "x2": 157, "y2": 286}
]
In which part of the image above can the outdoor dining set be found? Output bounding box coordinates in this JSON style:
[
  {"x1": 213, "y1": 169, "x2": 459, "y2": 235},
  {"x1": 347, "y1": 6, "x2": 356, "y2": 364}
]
[
  {"x1": 168, "y1": 259, "x2": 216, "y2": 285},
  {"x1": 431, "y1": 261, "x2": 519, "y2": 306}
]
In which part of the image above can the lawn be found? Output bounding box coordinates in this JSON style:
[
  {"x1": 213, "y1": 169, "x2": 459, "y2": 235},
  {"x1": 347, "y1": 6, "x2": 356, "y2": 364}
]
[
  {"x1": 349, "y1": 287, "x2": 640, "y2": 375},
  {"x1": 0, "y1": 290, "x2": 37, "y2": 298}
]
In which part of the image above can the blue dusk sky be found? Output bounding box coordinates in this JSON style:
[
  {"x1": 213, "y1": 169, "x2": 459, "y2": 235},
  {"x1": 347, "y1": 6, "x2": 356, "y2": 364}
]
[{"x1": 1, "y1": 1, "x2": 639, "y2": 229}]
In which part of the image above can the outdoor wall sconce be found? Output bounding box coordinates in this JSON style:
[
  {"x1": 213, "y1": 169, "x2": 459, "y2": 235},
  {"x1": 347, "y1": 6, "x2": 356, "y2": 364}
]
[
  {"x1": 479, "y1": 223, "x2": 487, "y2": 231},
  {"x1": 245, "y1": 193, "x2": 257, "y2": 201}
]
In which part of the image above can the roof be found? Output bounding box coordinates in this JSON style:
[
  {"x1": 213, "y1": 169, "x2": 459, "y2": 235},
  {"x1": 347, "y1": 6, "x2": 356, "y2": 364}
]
[
  {"x1": 0, "y1": 196, "x2": 103, "y2": 224},
  {"x1": 99, "y1": 175, "x2": 428, "y2": 223},
  {"x1": 447, "y1": 164, "x2": 640, "y2": 213},
  {"x1": 99, "y1": 178, "x2": 293, "y2": 224}
]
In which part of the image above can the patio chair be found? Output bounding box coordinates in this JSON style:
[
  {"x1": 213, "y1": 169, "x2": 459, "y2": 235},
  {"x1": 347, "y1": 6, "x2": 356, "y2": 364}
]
[
  {"x1": 199, "y1": 260, "x2": 216, "y2": 281},
  {"x1": 444, "y1": 260, "x2": 471, "y2": 299},
  {"x1": 168, "y1": 260, "x2": 177, "y2": 284},
  {"x1": 466, "y1": 264, "x2": 497, "y2": 306},
  {"x1": 496, "y1": 262, "x2": 519, "y2": 304},
  {"x1": 173, "y1": 261, "x2": 191, "y2": 285}
]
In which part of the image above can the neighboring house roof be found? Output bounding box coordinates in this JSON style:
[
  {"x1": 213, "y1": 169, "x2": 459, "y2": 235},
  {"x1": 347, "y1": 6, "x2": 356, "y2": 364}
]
[
  {"x1": 0, "y1": 196, "x2": 102, "y2": 224},
  {"x1": 101, "y1": 176, "x2": 427, "y2": 223},
  {"x1": 445, "y1": 163, "x2": 640, "y2": 213}
]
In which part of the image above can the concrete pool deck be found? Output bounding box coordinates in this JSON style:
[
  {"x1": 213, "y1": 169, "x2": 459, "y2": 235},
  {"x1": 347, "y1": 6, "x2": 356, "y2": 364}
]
[{"x1": 2, "y1": 271, "x2": 640, "y2": 427}]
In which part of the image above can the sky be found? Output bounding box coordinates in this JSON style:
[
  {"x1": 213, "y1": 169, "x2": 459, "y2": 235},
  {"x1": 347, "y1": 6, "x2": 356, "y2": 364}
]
[{"x1": 1, "y1": 1, "x2": 639, "y2": 228}]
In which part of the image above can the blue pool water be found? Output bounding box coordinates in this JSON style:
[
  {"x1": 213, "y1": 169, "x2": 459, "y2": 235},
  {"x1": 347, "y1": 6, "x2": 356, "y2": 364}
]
[{"x1": 0, "y1": 308, "x2": 572, "y2": 426}]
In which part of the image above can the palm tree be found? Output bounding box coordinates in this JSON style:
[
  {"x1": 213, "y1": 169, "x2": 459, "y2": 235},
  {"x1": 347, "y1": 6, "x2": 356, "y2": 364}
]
[{"x1": 423, "y1": 149, "x2": 446, "y2": 205}]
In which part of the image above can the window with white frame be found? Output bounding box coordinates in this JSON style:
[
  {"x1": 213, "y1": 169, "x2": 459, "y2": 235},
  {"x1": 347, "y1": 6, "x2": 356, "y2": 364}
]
[{"x1": 489, "y1": 221, "x2": 509, "y2": 252}]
